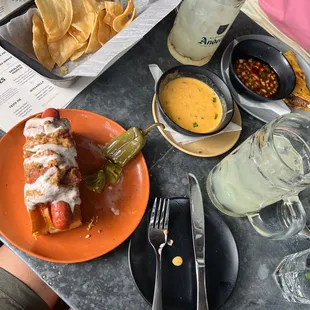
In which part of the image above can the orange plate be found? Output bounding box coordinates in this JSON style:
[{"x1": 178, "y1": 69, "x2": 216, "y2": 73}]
[{"x1": 0, "y1": 109, "x2": 150, "y2": 263}]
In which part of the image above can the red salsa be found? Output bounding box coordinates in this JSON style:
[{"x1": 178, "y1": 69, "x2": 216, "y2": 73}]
[{"x1": 234, "y1": 58, "x2": 279, "y2": 98}]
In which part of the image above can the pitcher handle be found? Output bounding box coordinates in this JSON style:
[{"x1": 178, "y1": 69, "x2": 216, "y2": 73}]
[{"x1": 247, "y1": 196, "x2": 306, "y2": 240}]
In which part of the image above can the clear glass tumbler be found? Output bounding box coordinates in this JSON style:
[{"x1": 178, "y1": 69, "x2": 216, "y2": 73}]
[
  {"x1": 167, "y1": 0, "x2": 245, "y2": 65},
  {"x1": 273, "y1": 249, "x2": 310, "y2": 304}
]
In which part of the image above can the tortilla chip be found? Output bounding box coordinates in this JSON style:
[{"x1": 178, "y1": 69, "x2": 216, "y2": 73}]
[
  {"x1": 113, "y1": 0, "x2": 136, "y2": 33},
  {"x1": 60, "y1": 66, "x2": 68, "y2": 74},
  {"x1": 35, "y1": 0, "x2": 73, "y2": 42},
  {"x1": 82, "y1": 0, "x2": 106, "y2": 13},
  {"x1": 283, "y1": 50, "x2": 310, "y2": 110},
  {"x1": 103, "y1": 12, "x2": 116, "y2": 27},
  {"x1": 70, "y1": 42, "x2": 88, "y2": 61},
  {"x1": 98, "y1": 10, "x2": 111, "y2": 45},
  {"x1": 104, "y1": 1, "x2": 123, "y2": 26},
  {"x1": 109, "y1": 27, "x2": 118, "y2": 39},
  {"x1": 48, "y1": 34, "x2": 85, "y2": 67},
  {"x1": 85, "y1": 14, "x2": 101, "y2": 54},
  {"x1": 32, "y1": 14, "x2": 55, "y2": 71},
  {"x1": 68, "y1": 27, "x2": 87, "y2": 44},
  {"x1": 69, "y1": 0, "x2": 96, "y2": 43},
  {"x1": 105, "y1": 1, "x2": 123, "y2": 16},
  {"x1": 284, "y1": 50, "x2": 310, "y2": 99}
]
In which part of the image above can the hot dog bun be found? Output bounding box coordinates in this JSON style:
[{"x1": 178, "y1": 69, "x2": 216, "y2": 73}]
[
  {"x1": 23, "y1": 109, "x2": 82, "y2": 238},
  {"x1": 29, "y1": 204, "x2": 82, "y2": 238}
]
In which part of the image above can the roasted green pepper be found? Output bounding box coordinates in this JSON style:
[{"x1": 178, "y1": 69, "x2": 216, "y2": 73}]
[
  {"x1": 104, "y1": 162, "x2": 123, "y2": 184},
  {"x1": 102, "y1": 123, "x2": 164, "y2": 167},
  {"x1": 84, "y1": 170, "x2": 106, "y2": 193}
]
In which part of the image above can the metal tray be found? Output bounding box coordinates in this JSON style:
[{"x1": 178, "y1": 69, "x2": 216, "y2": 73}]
[{"x1": 0, "y1": 1, "x2": 79, "y2": 88}]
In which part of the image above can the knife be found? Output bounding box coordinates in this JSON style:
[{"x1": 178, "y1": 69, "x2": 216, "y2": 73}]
[{"x1": 188, "y1": 173, "x2": 209, "y2": 310}]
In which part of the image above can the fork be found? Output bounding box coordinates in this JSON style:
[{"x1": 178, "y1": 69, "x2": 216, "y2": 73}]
[{"x1": 148, "y1": 198, "x2": 170, "y2": 310}]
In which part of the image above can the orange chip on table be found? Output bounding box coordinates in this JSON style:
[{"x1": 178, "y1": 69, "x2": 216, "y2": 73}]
[
  {"x1": 69, "y1": 0, "x2": 96, "y2": 43},
  {"x1": 35, "y1": 0, "x2": 73, "y2": 42},
  {"x1": 85, "y1": 14, "x2": 102, "y2": 54},
  {"x1": 32, "y1": 14, "x2": 55, "y2": 71}
]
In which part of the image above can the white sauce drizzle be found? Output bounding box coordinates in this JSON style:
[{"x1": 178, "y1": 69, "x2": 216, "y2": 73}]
[
  {"x1": 23, "y1": 117, "x2": 81, "y2": 212},
  {"x1": 24, "y1": 117, "x2": 70, "y2": 138},
  {"x1": 24, "y1": 153, "x2": 60, "y2": 167},
  {"x1": 25, "y1": 145, "x2": 77, "y2": 168}
]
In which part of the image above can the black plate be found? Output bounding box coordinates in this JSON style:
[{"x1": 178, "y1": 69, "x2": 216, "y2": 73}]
[
  {"x1": 128, "y1": 198, "x2": 239, "y2": 310},
  {"x1": 229, "y1": 39, "x2": 295, "y2": 102}
]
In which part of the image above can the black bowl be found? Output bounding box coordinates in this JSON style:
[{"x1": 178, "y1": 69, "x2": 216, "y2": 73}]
[
  {"x1": 229, "y1": 39, "x2": 296, "y2": 102},
  {"x1": 156, "y1": 66, "x2": 234, "y2": 137}
]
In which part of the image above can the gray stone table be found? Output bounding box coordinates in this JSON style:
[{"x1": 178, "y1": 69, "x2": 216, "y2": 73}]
[{"x1": 1, "y1": 11, "x2": 310, "y2": 310}]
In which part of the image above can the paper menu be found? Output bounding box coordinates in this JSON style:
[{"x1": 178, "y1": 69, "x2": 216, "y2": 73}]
[{"x1": 0, "y1": 46, "x2": 94, "y2": 132}]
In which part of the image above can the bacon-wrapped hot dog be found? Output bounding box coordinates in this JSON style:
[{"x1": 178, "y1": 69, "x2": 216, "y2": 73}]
[{"x1": 23, "y1": 108, "x2": 82, "y2": 238}]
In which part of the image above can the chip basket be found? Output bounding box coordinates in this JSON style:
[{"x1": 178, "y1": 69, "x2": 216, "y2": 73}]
[{"x1": 0, "y1": 0, "x2": 79, "y2": 88}]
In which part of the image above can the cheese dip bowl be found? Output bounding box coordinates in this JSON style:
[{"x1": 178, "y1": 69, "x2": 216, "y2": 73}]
[{"x1": 156, "y1": 66, "x2": 234, "y2": 137}]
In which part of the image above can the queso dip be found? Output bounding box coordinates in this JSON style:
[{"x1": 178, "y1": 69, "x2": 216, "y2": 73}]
[{"x1": 160, "y1": 77, "x2": 223, "y2": 133}]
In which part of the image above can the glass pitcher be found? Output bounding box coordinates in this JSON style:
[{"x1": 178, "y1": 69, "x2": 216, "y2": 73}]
[{"x1": 207, "y1": 113, "x2": 310, "y2": 240}]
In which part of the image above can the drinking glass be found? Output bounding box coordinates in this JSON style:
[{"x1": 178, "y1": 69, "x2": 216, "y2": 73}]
[
  {"x1": 273, "y1": 249, "x2": 310, "y2": 304},
  {"x1": 168, "y1": 0, "x2": 245, "y2": 65},
  {"x1": 207, "y1": 113, "x2": 310, "y2": 239}
]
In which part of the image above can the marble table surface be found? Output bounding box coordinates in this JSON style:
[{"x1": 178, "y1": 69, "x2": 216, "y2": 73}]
[{"x1": 1, "y1": 11, "x2": 310, "y2": 310}]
